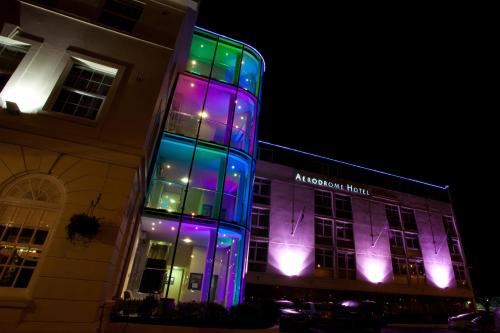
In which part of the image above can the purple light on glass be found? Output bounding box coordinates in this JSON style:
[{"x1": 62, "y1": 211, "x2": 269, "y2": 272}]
[
  {"x1": 427, "y1": 263, "x2": 452, "y2": 288},
  {"x1": 358, "y1": 257, "x2": 390, "y2": 283}
]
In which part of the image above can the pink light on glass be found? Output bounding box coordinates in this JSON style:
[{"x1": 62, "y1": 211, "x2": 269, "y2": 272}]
[
  {"x1": 358, "y1": 257, "x2": 391, "y2": 283},
  {"x1": 270, "y1": 246, "x2": 311, "y2": 277},
  {"x1": 427, "y1": 263, "x2": 452, "y2": 288}
]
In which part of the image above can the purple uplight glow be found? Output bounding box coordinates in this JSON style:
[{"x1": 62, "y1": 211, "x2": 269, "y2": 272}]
[
  {"x1": 427, "y1": 263, "x2": 453, "y2": 288},
  {"x1": 358, "y1": 257, "x2": 391, "y2": 283},
  {"x1": 270, "y1": 245, "x2": 311, "y2": 277}
]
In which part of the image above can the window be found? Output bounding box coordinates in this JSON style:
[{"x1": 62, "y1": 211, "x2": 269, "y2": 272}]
[
  {"x1": 98, "y1": 0, "x2": 144, "y2": 33},
  {"x1": 334, "y1": 194, "x2": 352, "y2": 220},
  {"x1": 251, "y1": 208, "x2": 269, "y2": 238},
  {"x1": 239, "y1": 49, "x2": 262, "y2": 96},
  {"x1": 453, "y1": 263, "x2": 467, "y2": 287},
  {"x1": 385, "y1": 205, "x2": 401, "y2": 229},
  {"x1": 336, "y1": 221, "x2": 354, "y2": 241},
  {"x1": 404, "y1": 233, "x2": 421, "y2": 251},
  {"x1": 408, "y1": 259, "x2": 426, "y2": 280},
  {"x1": 389, "y1": 230, "x2": 404, "y2": 248},
  {"x1": 253, "y1": 178, "x2": 271, "y2": 205},
  {"x1": 448, "y1": 238, "x2": 462, "y2": 257},
  {"x1": 337, "y1": 252, "x2": 356, "y2": 280},
  {"x1": 248, "y1": 240, "x2": 268, "y2": 272},
  {"x1": 400, "y1": 208, "x2": 418, "y2": 231},
  {"x1": 315, "y1": 248, "x2": 333, "y2": 269},
  {"x1": 315, "y1": 190, "x2": 332, "y2": 216},
  {"x1": 0, "y1": 176, "x2": 62, "y2": 289},
  {"x1": 52, "y1": 59, "x2": 117, "y2": 120},
  {"x1": 0, "y1": 39, "x2": 29, "y2": 92},
  {"x1": 443, "y1": 216, "x2": 458, "y2": 238},
  {"x1": 392, "y1": 257, "x2": 407, "y2": 276},
  {"x1": 314, "y1": 218, "x2": 333, "y2": 246}
]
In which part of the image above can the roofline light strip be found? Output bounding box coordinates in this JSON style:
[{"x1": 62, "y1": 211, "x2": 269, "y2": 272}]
[{"x1": 258, "y1": 140, "x2": 449, "y2": 190}]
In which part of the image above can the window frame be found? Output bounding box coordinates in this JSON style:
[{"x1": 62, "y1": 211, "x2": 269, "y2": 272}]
[
  {"x1": 251, "y1": 207, "x2": 270, "y2": 238},
  {"x1": 334, "y1": 194, "x2": 353, "y2": 220},
  {"x1": 314, "y1": 190, "x2": 333, "y2": 216},
  {"x1": 253, "y1": 177, "x2": 271, "y2": 206},
  {"x1": 43, "y1": 51, "x2": 124, "y2": 126},
  {"x1": 314, "y1": 217, "x2": 333, "y2": 246},
  {"x1": 337, "y1": 251, "x2": 356, "y2": 280},
  {"x1": 315, "y1": 248, "x2": 333, "y2": 270},
  {"x1": 248, "y1": 240, "x2": 268, "y2": 272},
  {"x1": 0, "y1": 174, "x2": 64, "y2": 297},
  {"x1": 404, "y1": 232, "x2": 421, "y2": 251}
]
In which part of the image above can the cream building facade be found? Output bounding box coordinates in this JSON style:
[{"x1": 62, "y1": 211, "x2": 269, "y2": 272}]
[{"x1": 0, "y1": 0, "x2": 198, "y2": 332}]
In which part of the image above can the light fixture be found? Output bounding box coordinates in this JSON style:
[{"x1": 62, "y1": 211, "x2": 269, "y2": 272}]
[
  {"x1": 240, "y1": 116, "x2": 244, "y2": 120},
  {"x1": 191, "y1": 60, "x2": 197, "y2": 65},
  {"x1": 200, "y1": 44, "x2": 204, "y2": 48},
  {"x1": 171, "y1": 226, "x2": 175, "y2": 231},
  {"x1": 151, "y1": 227, "x2": 155, "y2": 231},
  {"x1": 170, "y1": 199, "x2": 176, "y2": 203},
  {"x1": 190, "y1": 254, "x2": 195, "y2": 258},
  {"x1": 181, "y1": 177, "x2": 189, "y2": 184},
  {"x1": 183, "y1": 238, "x2": 192, "y2": 244},
  {"x1": 152, "y1": 222, "x2": 156, "y2": 226},
  {"x1": 4, "y1": 101, "x2": 20, "y2": 115},
  {"x1": 198, "y1": 111, "x2": 208, "y2": 119},
  {"x1": 231, "y1": 165, "x2": 235, "y2": 169},
  {"x1": 158, "y1": 221, "x2": 162, "y2": 225},
  {"x1": 190, "y1": 83, "x2": 195, "y2": 88}
]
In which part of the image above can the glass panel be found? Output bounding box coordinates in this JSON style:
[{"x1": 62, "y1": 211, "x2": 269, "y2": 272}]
[
  {"x1": 199, "y1": 81, "x2": 236, "y2": 145},
  {"x1": 146, "y1": 136, "x2": 195, "y2": 212},
  {"x1": 187, "y1": 33, "x2": 217, "y2": 78},
  {"x1": 174, "y1": 218, "x2": 217, "y2": 303},
  {"x1": 184, "y1": 144, "x2": 227, "y2": 219},
  {"x1": 239, "y1": 49, "x2": 261, "y2": 96},
  {"x1": 230, "y1": 90, "x2": 257, "y2": 154},
  {"x1": 32, "y1": 229, "x2": 48, "y2": 245},
  {"x1": 166, "y1": 75, "x2": 208, "y2": 139},
  {"x1": 212, "y1": 38, "x2": 242, "y2": 85},
  {"x1": 211, "y1": 224, "x2": 245, "y2": 308},
  {"x1": 222, "y1": 152, "x2": 251, "y2": 225}
]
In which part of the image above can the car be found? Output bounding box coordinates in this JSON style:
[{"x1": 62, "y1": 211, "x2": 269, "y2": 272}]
[
  {"x1": 301, "y1": 301, "x2": 335, "y2": 330},
  {"x1": 273, "y1": 299, "x2": 309, "y2": 332},
  {"x1": 330, "y1": 299, "x2": 385, "y2": 333},
  {"x1": 448, "y1": 312, "x2": 482, "y2": 331},
  {"x1": 464, "y1": 313, "x2": 495, "y2": 333}
]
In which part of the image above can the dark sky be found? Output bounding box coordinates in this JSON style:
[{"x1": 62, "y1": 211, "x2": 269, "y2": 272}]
[{"x1": 197, "y1": 2, "x2": 497, "y2": 295}]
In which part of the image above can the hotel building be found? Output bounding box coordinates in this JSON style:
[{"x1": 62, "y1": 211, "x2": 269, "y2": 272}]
[{"x1": 246, "y1": 142, "x2": 474, "y2": 321}]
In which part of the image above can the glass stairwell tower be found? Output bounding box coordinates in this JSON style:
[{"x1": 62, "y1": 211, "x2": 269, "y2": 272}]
[{"x1": 124, "y1": 27, "x2": 264, "y2": 308}]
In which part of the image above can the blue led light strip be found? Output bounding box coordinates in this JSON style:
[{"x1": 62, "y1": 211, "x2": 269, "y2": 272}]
[
  {"x1": 258, "y1": 140, "x2": 449, "y2": 190},
  {"x1": 195, "y1": 26, "x2": 266, "y2": 72}
]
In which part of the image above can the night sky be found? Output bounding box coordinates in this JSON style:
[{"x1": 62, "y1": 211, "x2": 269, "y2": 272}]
[{"x1": 197, "y1": 2, "x2": 497, "y2": 295}]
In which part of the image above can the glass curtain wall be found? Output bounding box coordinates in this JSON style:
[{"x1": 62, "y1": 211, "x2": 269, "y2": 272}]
[{"x1": 126, "y1": 28, "x2": 263, "y2": 309}]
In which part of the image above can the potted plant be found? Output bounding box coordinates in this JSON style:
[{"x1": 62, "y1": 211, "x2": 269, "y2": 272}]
[{"x1": 67, "y1": 194, "x2": 102, "y2": 241}]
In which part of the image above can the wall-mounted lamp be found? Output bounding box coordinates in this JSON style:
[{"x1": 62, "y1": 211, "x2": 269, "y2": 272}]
[{"x1": 3, "y1": 101, "x2": 21, "y2": 115}]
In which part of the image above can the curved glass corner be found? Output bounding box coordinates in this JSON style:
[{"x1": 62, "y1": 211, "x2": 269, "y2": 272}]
[{"x1": 186, "y1": 30, "x2": 264, "y2": 99}]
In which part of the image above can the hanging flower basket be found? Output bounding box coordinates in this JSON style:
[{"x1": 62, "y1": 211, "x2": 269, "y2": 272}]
[
  {"x1": 67, "y1": 194, "x2": 102, "y2": 241},
  {"x1": 67, "y1": 213, "x2": 101, "y2": 241}
]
